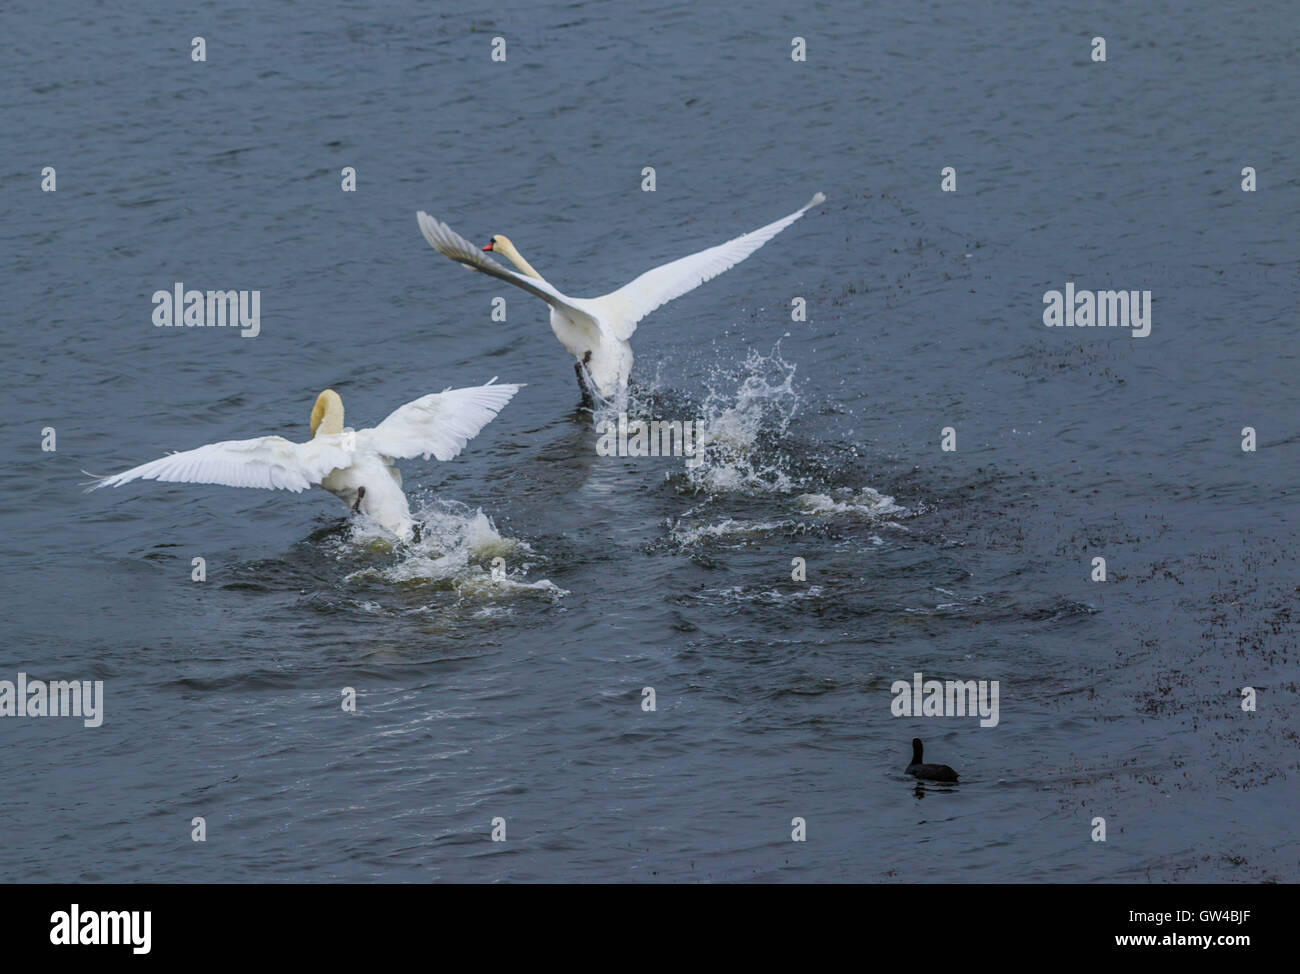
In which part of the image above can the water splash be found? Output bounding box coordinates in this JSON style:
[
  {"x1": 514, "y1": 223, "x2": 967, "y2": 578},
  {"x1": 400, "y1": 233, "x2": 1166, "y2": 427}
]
[{"x1": 665, "y1": 344, "x2": 803, "y2": 493}]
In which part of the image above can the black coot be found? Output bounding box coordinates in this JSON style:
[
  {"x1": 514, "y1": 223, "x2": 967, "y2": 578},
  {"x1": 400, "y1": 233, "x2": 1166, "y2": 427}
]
[{"x1": 906, "y1": 738, "x2": 958, "y2": 782}]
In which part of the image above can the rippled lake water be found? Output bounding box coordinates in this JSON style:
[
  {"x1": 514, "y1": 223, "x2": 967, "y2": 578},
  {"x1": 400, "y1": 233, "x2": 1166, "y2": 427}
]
[{"x1": 2, "y1": 0, "x2": 1297, "y2": 882}]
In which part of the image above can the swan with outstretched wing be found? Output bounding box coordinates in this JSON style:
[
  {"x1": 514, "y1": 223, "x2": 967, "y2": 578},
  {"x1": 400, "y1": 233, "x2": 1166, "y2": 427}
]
[
  {"x1": 87, "y1": 381, "x2": 522, "y2": 540},
  {"x1": 416, "y1": 193, "x2": 825, "y2": 405}
]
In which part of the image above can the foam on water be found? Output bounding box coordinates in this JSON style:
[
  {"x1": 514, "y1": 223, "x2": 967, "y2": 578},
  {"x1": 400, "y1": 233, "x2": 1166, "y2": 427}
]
[
  {"x1": 666, "y1": 516, "x2": 794, "y2": 549},
  {"x1": 708, "y1": 584, "x2": 827, "y2": 605},
  {"x1": 795, "y1": 487, "x2": 906, "y2": 518},
  {"x1": 338, "y1": 498, "x2": 567, "y2": 600}
]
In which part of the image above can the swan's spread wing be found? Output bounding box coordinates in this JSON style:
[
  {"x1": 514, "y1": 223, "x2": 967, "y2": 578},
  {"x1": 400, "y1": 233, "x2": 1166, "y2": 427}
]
[
  {"x1": 416, "y1": 211, "x2": 598, "y2": 325},
  {"x1": 364, "y1": 380, "x2": 522, "y2": 462},
  {"x1": 87, "y1": 436, "x2": 350, "y2": 493},
  {"x1": 595, "y1": 192, "x2": 826, "y2": 341}
]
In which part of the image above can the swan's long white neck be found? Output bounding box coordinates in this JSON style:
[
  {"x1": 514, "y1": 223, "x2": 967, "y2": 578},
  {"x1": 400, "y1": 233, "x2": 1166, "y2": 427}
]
[{"x1": 495, "y1": 237, "x2": 545, "y2": 282}]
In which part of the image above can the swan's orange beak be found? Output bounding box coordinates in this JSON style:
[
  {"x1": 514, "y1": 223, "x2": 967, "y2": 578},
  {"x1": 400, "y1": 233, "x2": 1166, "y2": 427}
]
[{"x1": 482, "y1": 240, "x2": 494, "y2": 252}]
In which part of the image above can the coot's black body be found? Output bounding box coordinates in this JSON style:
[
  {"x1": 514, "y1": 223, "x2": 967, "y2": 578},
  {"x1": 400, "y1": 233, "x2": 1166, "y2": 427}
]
[{"x1": 906, "y1": 738, "x2": 959, "y2": 782}]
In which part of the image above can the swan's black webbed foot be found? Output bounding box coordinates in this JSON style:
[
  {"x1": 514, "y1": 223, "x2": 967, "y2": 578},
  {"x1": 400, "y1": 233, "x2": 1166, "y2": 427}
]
[
  {"x1": 575, "y1": 351, "x2": 594, "y2": 409},
  {"x1": 411, "y1": 522, "x2": 422, "y2": 544},
  {"x1": 351, "y1": 485, "x2": 366, "y2": 513}
]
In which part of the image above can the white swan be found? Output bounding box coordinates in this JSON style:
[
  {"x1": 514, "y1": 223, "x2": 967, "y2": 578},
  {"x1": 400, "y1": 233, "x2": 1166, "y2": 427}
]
[
  {"x1": 87, "y1": 381, "x2": 522, "y2": 540},
  {"x1": 416, "y1": 193, "x2": 825, "y2": 404}
]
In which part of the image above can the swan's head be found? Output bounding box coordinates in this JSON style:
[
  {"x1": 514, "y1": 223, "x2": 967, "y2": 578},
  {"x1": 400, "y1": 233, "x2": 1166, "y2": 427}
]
[
  {"x1": 482, "y1": 234, "x2": 511, "y2": 253},
  {"x1": 310, "y1": 389, "x2": 344, "y2": 437}
]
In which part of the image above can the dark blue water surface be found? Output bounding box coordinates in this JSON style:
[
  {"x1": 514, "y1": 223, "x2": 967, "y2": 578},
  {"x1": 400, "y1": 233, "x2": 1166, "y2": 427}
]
[{"x1": 2, "y1": 0, "x2": 1297, "y2": 882}]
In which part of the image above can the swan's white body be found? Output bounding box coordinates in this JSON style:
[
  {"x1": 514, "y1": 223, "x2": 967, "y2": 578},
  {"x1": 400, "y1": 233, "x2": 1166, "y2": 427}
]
[
  {"x1": 88, "y1": 381, "x2": 522, "y2": 540},
  {"x1": 416, "y1": 193, "x2": 825, "y2": 401}
]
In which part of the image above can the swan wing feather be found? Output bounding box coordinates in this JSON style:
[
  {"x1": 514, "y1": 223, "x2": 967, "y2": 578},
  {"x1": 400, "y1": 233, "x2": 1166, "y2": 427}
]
[
  {"x1": 364, "y1": 380, "x2": 522, "y2": 462},
  {"x1": 594, "y1": 192, "x2": 825, "y2": 341},
  {"x1": 417, "y1": 211, "x2": 598, "y2": 328},
  {"x1": 86, "y1": 436, "x2": 350, "y2": 493}
]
